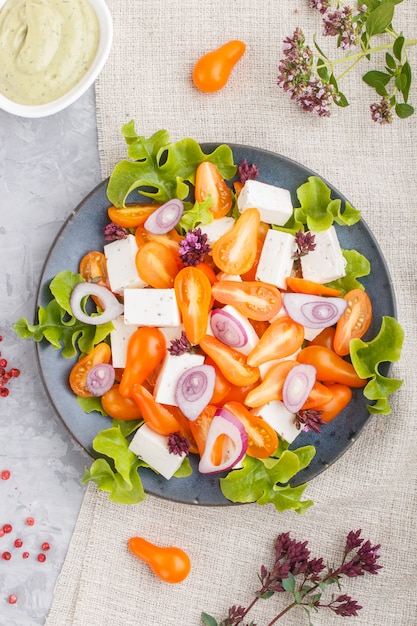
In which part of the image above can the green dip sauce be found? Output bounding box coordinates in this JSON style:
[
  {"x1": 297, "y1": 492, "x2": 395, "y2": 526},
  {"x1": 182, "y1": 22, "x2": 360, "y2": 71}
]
[{"x1": 0, "y1": 0, "x2": 99, "y2": 105}]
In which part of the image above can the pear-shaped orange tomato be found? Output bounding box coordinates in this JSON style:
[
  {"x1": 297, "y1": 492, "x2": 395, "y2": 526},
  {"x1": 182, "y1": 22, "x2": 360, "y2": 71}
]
[
  {"x1": 192, "y1": 40, "x2": 246, "y2": 93},
  {"x1": 128, "y1": 537, "x2": 191, "y2": 584},
  {"x1": 211, "y1": 207, "x2": 260, "y2": 275}
]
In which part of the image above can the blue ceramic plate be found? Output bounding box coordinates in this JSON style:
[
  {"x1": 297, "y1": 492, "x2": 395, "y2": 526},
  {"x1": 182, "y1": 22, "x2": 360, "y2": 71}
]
[{"x1": 35, "y1": 144, "x2": 396, "y2": 505}]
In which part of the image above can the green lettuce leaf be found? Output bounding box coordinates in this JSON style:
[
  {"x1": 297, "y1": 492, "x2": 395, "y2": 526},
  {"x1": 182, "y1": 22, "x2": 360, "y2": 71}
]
[
  {"x1": 326, "y1": 249, "x2": 371, "y2": 294},
  {"x1": 350, "y1": 316, "x2": 404, "y2": 414},
  {"x1": 220, "y1": 446, "x2": 316, "y2": 513},
  {"x1": 14, "y1": 271, "x2": 113, "y2": 358},
  {"x1": 82, "y1": 426, "x2": 146, "y2": 504},
  {"x1": 106, "y1": 123, "x2": 237, "y2": 207},
  {"x1": 77, "y1": 396, "x2": 107, "y2": 416},
  {"x1": 178, "y1": 197, "x2": 214, "y2": 233},
  {"x1": 293, "y1": 176, "x2": 361, "y2": 232}
]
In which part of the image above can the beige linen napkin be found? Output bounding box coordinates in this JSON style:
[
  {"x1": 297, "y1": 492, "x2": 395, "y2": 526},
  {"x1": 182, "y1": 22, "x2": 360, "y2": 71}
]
[{"x1": 46, "y1": 1, "x2": 417, "y2": 624}]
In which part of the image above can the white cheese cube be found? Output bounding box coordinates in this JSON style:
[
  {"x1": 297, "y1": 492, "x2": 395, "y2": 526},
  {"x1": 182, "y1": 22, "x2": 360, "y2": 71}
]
[
  {"x1": 300, "y1": 226, "x2": 346, "y2": 284},
  {"x1": 210, "y1": 305, "x2": 259, "y2": 356},
  {"x1": 254, "y1": 400, "x2": 301, "y2": 444},
  {"x1": 237, "y1": 180, "x2": 293, "y2": 226},
  {"x1": 199, "y1": 217, "x2": 235, "y2": 244},
  {"x1": 129, "y1": 424, "x2": 186, "y2": 479},
  {"x1": 256, "y1": 229, "x2": 297, "y2": 289},
  {"x1": 124, "y1": 288, "x2": 181, "y2": 326},
  {"x1": 110, "y1": 315, "x2": 138, "y2": 368},
  {"x1": 104, "y1": 234, "x2": 147, "y2": 294},
  {"x1": 158, "y1": 325, "x2": 185, "y2": 346},
  {"x1": 154, "y1": 352, "x2": 205, "y2": 406}
]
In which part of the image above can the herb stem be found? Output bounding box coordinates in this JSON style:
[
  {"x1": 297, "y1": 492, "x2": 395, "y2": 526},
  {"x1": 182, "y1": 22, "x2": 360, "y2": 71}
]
[
  {"x1": 321, "y1": 38, "x2": 417, "y2": 69},
  {"x1": 266, "y1": 600, "x2": 298, "y2": 625}
]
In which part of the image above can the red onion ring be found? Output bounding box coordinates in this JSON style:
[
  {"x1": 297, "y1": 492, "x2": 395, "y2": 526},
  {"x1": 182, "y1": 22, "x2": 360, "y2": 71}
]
[
  {"x1": 210, "y1": 308, "x2": 249, "y2": 348},
  {"x1": 69, "y1": 282, "x2": 124, "y2": 325},
  {"x1": 174, "y1": 364, "x2": 216, "y2": 421},
  {"x1": 283, "y1": 293, "x2": 347, "y2": 329},
  {"x1": 144, "y1": 199, "x2": 184, "y2": 234},
  {"x1": 86, "y1": 363, "x2": 116, "y2": 396},
  {"x1": 282, "y1": 363, "x2": 316, "y2": 413},
  {"x1": 198, "y1": 408, "x2": 248, "y2": 474}
]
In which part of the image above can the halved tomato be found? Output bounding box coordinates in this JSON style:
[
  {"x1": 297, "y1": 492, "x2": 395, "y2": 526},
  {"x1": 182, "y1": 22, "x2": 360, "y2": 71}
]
[
  {"x1": 69, "y1": 343, "x2": 111, "y2": 397},
  {"x1": 199, "y1": 335, "x2": 260, "y2": 386},
  {"x1": 211, "y1": 208, "x2": 260, "y2": 275},
  {"x1": 333, "y1": 289, "x2": 372, "y2": 356},
  {"x1": 108, "y1": 203, "x2": 159, "y2": 228},
  {"x1": 134, "y1": 225, "x2": 181, "y2": 256},
  {"x1": 211, "y1": 280, "x2": 282, "y2": 321},
  {"x1": 174, "y1": 266, "x2": 212, "y2": 344},
  {"x1": 135, "y1": 241, "x2": 179, "y2": 288},
  {"x1": 247, "y1": 316, "x2": 304, "y2": 367},
  {"x1": 195, "y1": 162, "x2": 232, "y2": 218},
  {"x1": 79, "y1": 251, "x2": 109, "y2": 289},
  {"x1": 223, "y1": 401, "x2": 279, "y2": 458}
]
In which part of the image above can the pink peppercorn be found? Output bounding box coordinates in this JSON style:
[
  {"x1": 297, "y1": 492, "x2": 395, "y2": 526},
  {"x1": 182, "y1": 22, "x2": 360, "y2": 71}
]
[
  {"x1": 3, "y1": 524, "x2": 12, "y2": 534},
  {"x1": 14, "y1": 539, "x2": 23, "y2": 548},
  {"x1": 41, "y1": 542, "x2": 50, "y2": 551},
  {"x1": 2, "y1": 551, "x2": 11, "y2": 560},
  {"x1": 8, "y1": 594, "x2": 17, "y2": 604},
  {"x1": 22, "y1": 552, "x2": 29, "y2": 559},
  {"x1": 0, "y1": 529, "x2": 4, "y2": 538},
  {"x1": 1, "y1": 469, "x2": 10, "y2": 480},
  {"x1": 26, "y1": 517, "x2": 34, "y2": 526},
  {"x1": 37, "y1": 553, "x2": 46, "y2": 562}
]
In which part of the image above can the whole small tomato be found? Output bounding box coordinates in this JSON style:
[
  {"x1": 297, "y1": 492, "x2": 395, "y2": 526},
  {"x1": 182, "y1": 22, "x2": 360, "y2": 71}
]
[
  {"x1": 128, "y1": 537, "x2": 191, "y2": 584},
  {"x1": 192, "y1": 40, "x2": 246, "y2": 93},
  {"x1": 119, "y1": 327, "x2": 166, "y2": 398}
]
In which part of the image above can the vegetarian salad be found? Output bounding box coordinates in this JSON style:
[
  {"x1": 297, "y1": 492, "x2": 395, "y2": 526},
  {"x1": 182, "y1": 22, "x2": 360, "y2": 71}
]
[{"x1": 15, "y1": 124, "x2": 404, "y2": 513}]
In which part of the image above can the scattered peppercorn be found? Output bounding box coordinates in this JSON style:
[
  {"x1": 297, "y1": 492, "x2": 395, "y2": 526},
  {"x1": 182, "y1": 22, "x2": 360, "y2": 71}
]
[
  {"x1": 0, "y1": 338, "x2": 21, "y2": 398},
  {"x1": 8, "y1": 594, "x2": 17, "y2": 604},
  {"x1": 41, "y1": 542, "x2": 50, "y2": 551},
  {"x1": 2, "y1": 551, "x2": 11, "y2": 560},
  {"x1": 14, "y1": 539, "x2": 23, "y2": 548},
  {"x1": 26, "y1": 517, "x2": 35, "y2": 526},
  {"x1": 37, "y1": 553, "x2": 46, "y2": 562},
  {"x1": 1, "y1": 469, "x2": 10, "y2": 480},
  {"x1": 3, "y1": 524, "x2": 12, "y2": 534},
  {"x1": 22, "y1": 552, "x2": 29, "y2": 559}
]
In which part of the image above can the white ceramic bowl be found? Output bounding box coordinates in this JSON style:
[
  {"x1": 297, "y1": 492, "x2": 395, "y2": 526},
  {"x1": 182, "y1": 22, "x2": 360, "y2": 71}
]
[{"x1": 0, "y1": 0, "x2": 112, "y2": 118}]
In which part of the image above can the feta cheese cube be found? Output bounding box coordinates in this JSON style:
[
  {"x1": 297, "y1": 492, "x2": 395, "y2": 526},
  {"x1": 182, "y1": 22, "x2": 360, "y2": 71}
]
[
  {"x1": 237, "y1": 180, "x2": 293, "y2": 225},
  {"x1": 129, "y1": 424, "x2": 186, "y2": 479},
  {"x1": 158, "y1": 325, "x2": 185, "y2": 345},
  {"x1": 124, "y1": 288, "x2": 181, "y2": 326},
  {"x1": 210, "y1": 305, "x2": 259, "y2": 356},
  {"x1": 254, "y1": 400, "x2": 301, "y2": 444},
  {"x1": 300, "y1": 226, "x2": 346, "y2": 284},
  {"x1": 104, "y1": 234, "x2": 146, "y2": 294},
  {"x1": 199, "y1": 216, "x2": 235, "y2": 244},
  {"x1": 256, "y1": 229, "x2": 297, "y2": 289},
  {"x1": 154, "y1": 352, "x2": 205, "y2": 405},
  {"x1": 110, "y1": 315, "x2": 138, "y2": 368}
]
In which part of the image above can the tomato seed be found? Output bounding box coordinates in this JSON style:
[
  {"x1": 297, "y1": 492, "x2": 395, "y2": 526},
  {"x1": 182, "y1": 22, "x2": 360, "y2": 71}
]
[
  {"x1": 37, "y1": 553, "x2": 46, "y2": 562},
  {"x1": 2, "y1": 551, "x2": 11, "y2": 560},
  {"x1": 25, "y1": 517, "x2": 34, "y2": 526},
  {"x1": 3, "y1": 524, "x2": 12, "y2": 534},
  {"x1": 8, "y1": 594, "x2": 17, "y2": 604},
  {"x1": 14, "y1": 539, "x2": 23, "y2": 548},
  {"x1": 41, "y1": 542, "x2": 50, "y2": 551},
  {"x1": 1, "y1": 470, "x2": 10, "y2": 480}
]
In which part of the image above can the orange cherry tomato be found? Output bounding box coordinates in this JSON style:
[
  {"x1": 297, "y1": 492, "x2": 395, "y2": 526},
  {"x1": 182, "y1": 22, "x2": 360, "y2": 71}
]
[
  {"x1": 285, "y1": 276, "x2": 342, "y2": 296},
  {"x1": 310, "y1": 327, "x2": 336, "y2": 350},
  {"x1": 194, "y1": 262, "x2": 217, "y2": 285},
  {"x1": 199, "y1": 335, "x2": 260, "y2": 386},
  {"x1": 119, "y1": 327, "x2": 166, "y2": 398},
  {"x1": 192, "y1": 40, "x2": 246, "y2": 93},
  {"x1": 301, "y1": 381, "x2": 334, "y2": 410},
  {"x1": 240, "y1": 221, "x2": 270, "y2": 281},
  {"x1": 131, "y1": 385, "x2": 180, "y2": 435},
  {"x1": 223, "y1": 401, "x2": 279, "y2": 458},
  {"x1": 164, "y1": 406, "x2": 199, "y2": 454},
  {"x1": 195, "y1": 161, "x2": 232, "y2": 218},
  {"x1": 297, "y1": 345, "x2": 367, "y2": 388},
  {"x1": 101, "y1": 384, "x2": 143, "y2": 420},
  {"x1": 221, "y1": 381, "x2": 258, "y2": 404},
  {"x1": 205, "y1": 357, "x2": 233, "y2": 405},
  {"x1": 134, "y1": 225, "x2": 181, "y2": 257},
  {"x1": 188, "y1": 405, "x2": 217, "y2": 456},
  {"x1": 247, "y1": 316, "x2": 304, "y2": 367},
  {"x1": 244, "y1": 360, "x2": 298, "y2": 407},
  {"x1": 69, "y1": 343, "x2": 111, "y2": 398},
  {"x1": 79, "y1": 251, "x2": 109, "y2": 289},
  {"x1": 135, "y1": 241, "x2": 179, "y2": 289},
  {"x1": 107, "y1": 204, "x2": 159, "y2": 228},
  {"x1": 128, "y1": 537, "x2": 191, "y2": 584},
  {"x1": 211, "y1": 280, "x2": 282, "y2": 321},
  {"x1": 319, "y1": 383, "x2": 353, "y2": 422},
  {"x1": 174, "y1": 266, "x2": 212, "y2": 344},
  {"x1": 211, "y1": 208, "x2": 260, "y2": 275},
  {"x1": 333, "y1": 289, "x2": 373, "y2": 357}
]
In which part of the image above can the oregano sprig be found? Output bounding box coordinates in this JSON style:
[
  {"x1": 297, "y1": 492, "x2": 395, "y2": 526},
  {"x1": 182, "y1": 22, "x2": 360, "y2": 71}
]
[
  {"x1": 278, "y1": 0, "x2": 416, "y2": 123},
  {"x1": 201, "y1": 529, "x2": 382, "y2": 625}
]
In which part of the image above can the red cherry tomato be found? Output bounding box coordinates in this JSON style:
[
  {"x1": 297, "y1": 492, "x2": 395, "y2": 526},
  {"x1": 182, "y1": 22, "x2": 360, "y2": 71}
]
[
  {"x1": 69, "y1": 343, "x2": 111, "y2": 398},
  {"x1": 174, "y1": 266, "x2": 212, "y2": 344},
  {"x1": 211, "y1": 208, "x2": 260, "y2": 275},
  {"x1": 128, "y1": 537, "x2": 191, "y2": 584},
  {"x1": 211, "y1": 280, "x2": 282, "y2": 321},
  {"x1": 119, "y1": 327, "x2": 166, "y2": 398},
  {"x1": 135, "y1": 241, "x2": 179, "y2": 289},
  {"x1": 333, "y1": 289, "x2": 373, "y2": 356},
  {"x1": 195, "y1": 161, "x2": 232, "y2": 218}
]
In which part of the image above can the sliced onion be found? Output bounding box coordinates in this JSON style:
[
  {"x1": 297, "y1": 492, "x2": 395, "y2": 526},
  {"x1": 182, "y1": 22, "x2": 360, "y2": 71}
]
[
  {"x1": 210, "y1": 308, "x2": 248, "y2": 348},
  {"x1": 86, "y1": 363, "x2": 116, "y2": 396},
  {"x1": 69, "y1": 282, "x2": 124, "y2": 325},
  {"x1": 282, "y1": 363, "x2": 316, "y2": 413},
  {"x1": 198, "y1": 408, "x2": 248, "y2": 474},
  {"x1": 144, "y1": 199, "x2": 184, "y2": 234},
  {"x1": 175, "y1": 364, "x2": 215, "y2": 421},
  {"x1": 283, "y1": 293, "x2": 347, "y2": 329}
]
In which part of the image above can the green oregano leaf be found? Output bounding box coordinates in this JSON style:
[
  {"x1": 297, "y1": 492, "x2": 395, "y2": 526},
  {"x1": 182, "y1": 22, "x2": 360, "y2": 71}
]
[
  {"x1": 393, "y1": 34, "x2": 405, "y2": 60},
  {"x1": 362, "y1": 70, "x2": 391, "y2": 88},
  {"x1": 201, "y1": 613, "x2": 218, "y2": 626},
  {"x1": 401, "y1": 61, "x2": 412, "y2": 102},
  {"x1": 395, "y1": 102, "x2": 414, "y2": 118},
  {"x1": 282, "y1": 573, "x2": 296, "y2": 593},
  {"x1": 385, "y1": 52, "x2": 396, "y2": 70},
  {"x1": 366, "y1": 3, "x2": 395, "y2": 37}
]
